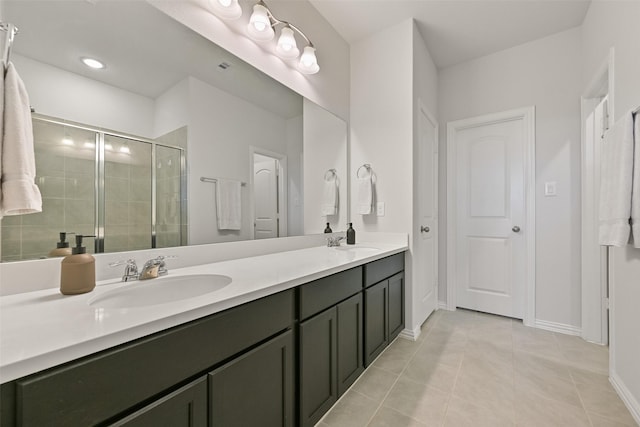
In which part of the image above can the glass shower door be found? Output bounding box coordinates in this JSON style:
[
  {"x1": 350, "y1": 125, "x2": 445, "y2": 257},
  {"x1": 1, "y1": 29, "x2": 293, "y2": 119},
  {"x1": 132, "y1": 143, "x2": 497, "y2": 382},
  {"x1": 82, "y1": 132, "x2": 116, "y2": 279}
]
[
  {"x1": 155, "y1": 145, "x2": 185, "y2": 248},
  {"x1": 103, "y1": 135, "x2": 152, "y2": 253}
]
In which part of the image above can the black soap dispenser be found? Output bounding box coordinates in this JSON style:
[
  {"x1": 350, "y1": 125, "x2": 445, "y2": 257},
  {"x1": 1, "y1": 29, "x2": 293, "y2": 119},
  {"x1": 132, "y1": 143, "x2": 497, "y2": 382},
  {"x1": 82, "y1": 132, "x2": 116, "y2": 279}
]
[
  {"x1": 324, "y1": 222, "x2": 332, "y2": 233},
  {"x1": 48, "y1": 232, "x2": 74, "y2": 257},
  {"x1": 347, "y1": 223, "x2": 356, "y2": 245}
]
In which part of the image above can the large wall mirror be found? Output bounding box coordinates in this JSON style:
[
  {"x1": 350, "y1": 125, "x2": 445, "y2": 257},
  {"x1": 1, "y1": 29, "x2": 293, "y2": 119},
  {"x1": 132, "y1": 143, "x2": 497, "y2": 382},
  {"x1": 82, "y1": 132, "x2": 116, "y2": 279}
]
[{"x1": 1, "y1": 0, "x2": 348, "y2": 262}]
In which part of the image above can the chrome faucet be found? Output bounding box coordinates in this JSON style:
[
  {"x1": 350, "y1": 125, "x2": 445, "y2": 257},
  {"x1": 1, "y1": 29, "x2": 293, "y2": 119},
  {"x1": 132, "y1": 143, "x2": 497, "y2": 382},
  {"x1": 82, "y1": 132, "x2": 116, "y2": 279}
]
[
  {"x1": 139, "y1": 256, "x2": 170, "y2": 280},
  {"x1": 327, "y1": 236, "x2": 345, "y2": 247},
  {"x1": 109, "y1": 259, "x2": 139, "y2": 282}
]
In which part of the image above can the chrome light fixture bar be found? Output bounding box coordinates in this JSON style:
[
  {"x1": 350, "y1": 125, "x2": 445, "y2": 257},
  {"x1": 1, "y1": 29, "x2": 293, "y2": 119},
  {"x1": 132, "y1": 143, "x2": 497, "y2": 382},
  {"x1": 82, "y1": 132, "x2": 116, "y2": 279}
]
[{"x1": 208, "y1": 0, "x2": 319, "y2": 74}]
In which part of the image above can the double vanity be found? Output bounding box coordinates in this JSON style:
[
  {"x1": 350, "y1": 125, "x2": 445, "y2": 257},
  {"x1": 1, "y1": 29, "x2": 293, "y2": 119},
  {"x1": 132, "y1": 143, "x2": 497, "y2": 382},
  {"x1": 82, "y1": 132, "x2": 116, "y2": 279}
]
[{"x1": 0, "y1": 236, "x2": 407, "y2": 426}]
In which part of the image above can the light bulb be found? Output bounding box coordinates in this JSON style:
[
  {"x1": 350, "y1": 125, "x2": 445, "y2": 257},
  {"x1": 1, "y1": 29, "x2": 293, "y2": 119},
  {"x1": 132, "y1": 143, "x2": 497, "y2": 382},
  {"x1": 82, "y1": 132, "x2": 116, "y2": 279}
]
[
  {"x1": 247, "y1": 4, "x2": 274, "y2": 41},
  {"x1": 298, "y1": 45, "x2": 319, "y2": 74},
  {"x1": 209, "y1": 0, "x2": 242, "y2": 20},
  {"x1": 275, "y1": 26, "x2": 300, "y2": 60}
]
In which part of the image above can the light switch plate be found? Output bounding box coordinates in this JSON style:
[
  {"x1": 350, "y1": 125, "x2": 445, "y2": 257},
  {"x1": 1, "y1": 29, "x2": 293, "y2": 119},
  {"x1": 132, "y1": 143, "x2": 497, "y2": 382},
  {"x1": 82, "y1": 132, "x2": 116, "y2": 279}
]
[
  {"x1": 545, "y1": 181, "x2": 557, "y2": 196},
  {"x1": 376, "y1": 202, "x2": 385, "y2": 216}
]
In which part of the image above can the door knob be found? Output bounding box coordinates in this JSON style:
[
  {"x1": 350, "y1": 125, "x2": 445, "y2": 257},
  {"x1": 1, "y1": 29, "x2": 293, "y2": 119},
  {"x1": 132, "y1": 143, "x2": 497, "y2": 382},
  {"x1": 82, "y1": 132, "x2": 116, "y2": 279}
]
[
  {"x1": 420, "y1": 226, "x2": 430, "y2": 233},
  {"x1": 512, "y1": 226, "x2": 521, "y2": 233}
]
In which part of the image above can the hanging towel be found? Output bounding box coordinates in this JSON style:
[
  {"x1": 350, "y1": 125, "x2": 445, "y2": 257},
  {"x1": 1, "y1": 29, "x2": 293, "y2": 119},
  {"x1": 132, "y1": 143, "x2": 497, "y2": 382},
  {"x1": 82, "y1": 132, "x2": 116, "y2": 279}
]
[
  {"x1": 321, "y1": 176, "x2": 337, "y2": 216},
  {"x1": 216, "y1": 178, "x2": 241, "y2": 230},
  {"x1": 632, "y1": 112, "x2": 640, "y2": 248},
  {"x1": 357, "y1": 170, "x2": 373, "y2": 215},
  {"x1": 598, "y1": 110, "x2": 634, "y2": 246},
  {"x1": 1, "y1": 62, "x2": 42, "y2": 217}
]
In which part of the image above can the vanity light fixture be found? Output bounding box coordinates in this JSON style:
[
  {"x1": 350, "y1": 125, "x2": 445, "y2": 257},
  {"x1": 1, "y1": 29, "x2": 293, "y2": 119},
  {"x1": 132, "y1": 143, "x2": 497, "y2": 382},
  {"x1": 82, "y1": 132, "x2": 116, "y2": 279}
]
[
  {"x1": 80, "y1": 57, "x2": 105, "y2": 70},
  {"x1": 209, "y1": 0, "x2": 319, "y2": 74}
]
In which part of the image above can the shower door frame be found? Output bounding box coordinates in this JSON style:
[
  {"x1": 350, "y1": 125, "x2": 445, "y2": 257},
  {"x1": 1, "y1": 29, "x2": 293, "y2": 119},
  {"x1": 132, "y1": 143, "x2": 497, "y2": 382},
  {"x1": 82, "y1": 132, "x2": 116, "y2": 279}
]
[{"x1": 32, "y1": 114, "x2": 188, "y2": 254}]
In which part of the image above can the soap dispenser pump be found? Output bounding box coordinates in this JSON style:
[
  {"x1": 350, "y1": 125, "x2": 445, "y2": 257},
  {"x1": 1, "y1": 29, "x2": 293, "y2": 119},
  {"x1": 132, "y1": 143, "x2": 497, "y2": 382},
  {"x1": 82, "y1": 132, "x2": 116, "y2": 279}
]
[
  {"x1": 48, "y1": 232, "x2": 74, "y2": 257},
  {"x1": 347, "y1": 223, "x2": 356, "y2": 245},
  {"x1": 324, "y1": 222, "x2": 332, "y2": 233},
  {"x1": 60, "y1": 235, "x2": 96, "y2": 295}
]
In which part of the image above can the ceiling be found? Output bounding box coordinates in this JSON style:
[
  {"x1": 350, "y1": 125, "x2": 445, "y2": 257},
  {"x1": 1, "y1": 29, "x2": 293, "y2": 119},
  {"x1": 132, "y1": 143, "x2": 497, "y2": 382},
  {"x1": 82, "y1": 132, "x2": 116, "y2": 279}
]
[{"x1": 308, "y1": 0, "x2": 591, "y2": 68}]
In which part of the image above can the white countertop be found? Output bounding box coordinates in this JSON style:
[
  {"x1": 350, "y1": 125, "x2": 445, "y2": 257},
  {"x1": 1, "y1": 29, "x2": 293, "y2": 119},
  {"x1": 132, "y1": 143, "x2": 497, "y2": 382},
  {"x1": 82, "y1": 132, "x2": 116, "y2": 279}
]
[{"x1": 0, "y1": 241, "x2": 406, "y2": 383}]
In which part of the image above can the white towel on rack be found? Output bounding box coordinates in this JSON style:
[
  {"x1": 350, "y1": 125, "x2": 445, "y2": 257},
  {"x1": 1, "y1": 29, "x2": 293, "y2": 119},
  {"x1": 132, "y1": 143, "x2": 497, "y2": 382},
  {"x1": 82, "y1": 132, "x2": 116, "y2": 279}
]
[
  {"x1": 632, "y1": 112, "x2": 640, "y2": 248},
  {"x1": 599, "y1": 110, "x2": 634, "y2": 246},
  {"x1": 1, "y1": 62, "x2": 42, "y2": 217},
  {"x1": 216, "y1": 178, "x2": 241, "y2": 230},
  {"x1": 357, "y1": 170, "x2": 373, "y2": 215},
  {"x1": 321, "y1": 177, "x2": 337, "y2": 216}
]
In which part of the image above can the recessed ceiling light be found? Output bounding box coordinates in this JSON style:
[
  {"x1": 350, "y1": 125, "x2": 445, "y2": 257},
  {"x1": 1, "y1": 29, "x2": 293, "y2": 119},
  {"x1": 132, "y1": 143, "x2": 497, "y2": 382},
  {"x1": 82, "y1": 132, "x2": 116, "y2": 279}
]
[{"x1": 81, "y1": 57, "x2": 105, "y2": 70}]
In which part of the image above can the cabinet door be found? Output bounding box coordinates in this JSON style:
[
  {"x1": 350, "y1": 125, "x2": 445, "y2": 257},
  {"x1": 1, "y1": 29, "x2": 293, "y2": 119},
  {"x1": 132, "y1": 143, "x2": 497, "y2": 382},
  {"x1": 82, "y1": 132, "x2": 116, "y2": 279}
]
[
  {"x1": 209, "y1": 330, "x2": 294, "y2": 427},
  {"x1": 364, "y1": 280, "x2": 388, "y2": 366},
  {"x1": 299, "y1": 307, "x2": 338, "y2": 427},
  {"x1": 388, "y1": 272, "x2": 405, "y2": 341},
  {"x1": 111, "y1": 377, "x2": 207, "y2": 427},
  {"x1": 337, "y1": 293, "x2": 363, "y2": 396}
]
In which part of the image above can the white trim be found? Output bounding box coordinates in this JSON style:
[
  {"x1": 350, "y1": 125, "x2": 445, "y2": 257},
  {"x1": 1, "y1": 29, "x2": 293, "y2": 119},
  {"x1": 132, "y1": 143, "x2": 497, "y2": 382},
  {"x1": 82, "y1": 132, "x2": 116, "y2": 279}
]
[
  {"x1": 610, "y1": 371, "x2": 640, "y2": 426},
  {"x1": 534, "y1": 319, "x2": 581, "y2": 336},
  {"x1": 399, "y1": 326, "x2": 421, "y2": 342},
  {"x1": 438, "y1": 301, "x2": 450, "y2": 310},
  {"x1": 446, "y1": 106, "x2": 536, "y2": 326}
]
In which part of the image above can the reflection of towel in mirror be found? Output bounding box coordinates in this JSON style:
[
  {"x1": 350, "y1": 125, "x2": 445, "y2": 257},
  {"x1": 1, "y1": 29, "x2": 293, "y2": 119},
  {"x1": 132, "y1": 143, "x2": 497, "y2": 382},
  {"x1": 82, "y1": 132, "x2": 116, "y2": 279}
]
[
  {"x1": 599, "y1": 110, "x2": 634, "y2": 246},
  {"x1": 216, "y1": 179, "x2": 241, "y2": 230},
  {"x1": 1, "y1": 62, "x2": 42, "y2": 217},
  {"x1": 632, "y1": 113, "x2": 640, "y2": 248},
  {"x1": 357, "y1": 173, "x2": 373, "y2": 215},
  {"x1": 321, "y1": 178, "x2": 337, "y2": 216}
]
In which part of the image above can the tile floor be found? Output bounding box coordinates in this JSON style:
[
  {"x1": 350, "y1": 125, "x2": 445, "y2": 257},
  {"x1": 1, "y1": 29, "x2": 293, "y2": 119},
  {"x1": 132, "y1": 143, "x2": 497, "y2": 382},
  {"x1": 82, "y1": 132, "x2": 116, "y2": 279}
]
[{"x1": 317, "y1": 309, "x2": 638, "y2": 427}]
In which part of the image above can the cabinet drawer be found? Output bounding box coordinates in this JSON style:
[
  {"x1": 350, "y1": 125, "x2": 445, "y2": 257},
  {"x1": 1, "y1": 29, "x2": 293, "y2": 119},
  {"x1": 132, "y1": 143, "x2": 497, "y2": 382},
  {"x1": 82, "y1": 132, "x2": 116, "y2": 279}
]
[
  {"x1": 299, "y1": 267, "x2": 362, "y2": 321},
  {"x1": 13, "y1": 290, "x2": 294, "y2": 427},
  {"x1": 364, "y1": 253, "x2": 404, "y2": 288}
]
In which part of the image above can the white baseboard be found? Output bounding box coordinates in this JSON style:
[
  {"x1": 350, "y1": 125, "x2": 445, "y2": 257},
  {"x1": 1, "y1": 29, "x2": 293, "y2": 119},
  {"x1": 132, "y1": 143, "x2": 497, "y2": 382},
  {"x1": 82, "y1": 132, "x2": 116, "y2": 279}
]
[
  {"x1": 534, "y1": 319, "x2": 582, "y2": 336},
  {"x1": 399, "y1": 326, "x2": 421, "y2": 341},
  {"x1": 438, "y1": 301, "x2": 453, "y2": 310},
  {"x1": 610, "y1": 371, "x2": 640, "y2": 426}
]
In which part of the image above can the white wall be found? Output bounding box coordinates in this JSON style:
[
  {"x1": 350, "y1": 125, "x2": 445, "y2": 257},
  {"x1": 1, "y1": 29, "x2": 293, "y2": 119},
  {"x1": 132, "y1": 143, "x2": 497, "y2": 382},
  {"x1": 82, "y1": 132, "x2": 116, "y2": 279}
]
[
  {"x1": 581, "y1": 1, "x2": 640, "y2": 422},
  {"x1": 153, "y1": 78, "x2": 190, "y2": 139},
  {"x1": 438, "y1": 28, "x2": 583, "y2": 329},
  {"x1": 303, "y1": 99, "x2": 348, "y2": 234},
  {"x1": 13, "y1": 54, "x2": 155, "y2": 138},
  {"x1": 186, "y1": 77, "x2": 293, "y2": 245},
  {"x1": 351, "y1": 19, "x2": 438, "y2": 334},
  {"x1": 148, "y1": 0, "x2": 350, "y2": 121},
  {"x1": 286, "y1": 115, "x2": 304, "y2": 236}
]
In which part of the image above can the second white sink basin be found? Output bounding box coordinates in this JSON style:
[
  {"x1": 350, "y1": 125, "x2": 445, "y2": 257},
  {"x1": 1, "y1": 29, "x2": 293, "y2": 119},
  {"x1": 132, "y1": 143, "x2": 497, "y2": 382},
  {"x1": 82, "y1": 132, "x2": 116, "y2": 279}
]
[{"x1": 90, "y1": 274, "x2": 232, "y2": 309}]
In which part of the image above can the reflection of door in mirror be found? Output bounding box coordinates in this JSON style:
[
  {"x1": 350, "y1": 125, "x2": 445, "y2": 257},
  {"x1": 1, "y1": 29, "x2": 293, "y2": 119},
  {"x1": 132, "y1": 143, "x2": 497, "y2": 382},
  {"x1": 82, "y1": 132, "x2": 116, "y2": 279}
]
[
  {"x1": 0, "y1": 116, "x2": 187, "y2": 261},
  {"x1": 253, "y1": 154, "x2": 279, "y2": 239}
]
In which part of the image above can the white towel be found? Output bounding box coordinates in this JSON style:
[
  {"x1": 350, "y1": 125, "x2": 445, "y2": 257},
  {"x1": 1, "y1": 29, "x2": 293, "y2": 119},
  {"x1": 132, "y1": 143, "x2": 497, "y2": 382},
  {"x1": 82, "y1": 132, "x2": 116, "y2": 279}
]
[
  {"x1": 357, "y1": 171, "x2": 373, "y2": 215},
  {"x1": 321, "y1": 177, "x2": 337, "y2": 216},
  {"x1": 1, "y1": 62, "x2": 42, "y2": 217},
  {"x1": 632, "y1": 112, "x2": 640, "y2": 248},
  {"x1": 599, "y1": 110, "x2": 634, "y2": 246},
  {"x1": 216, "y1": 178, "x2": 241, "y2": 230}
]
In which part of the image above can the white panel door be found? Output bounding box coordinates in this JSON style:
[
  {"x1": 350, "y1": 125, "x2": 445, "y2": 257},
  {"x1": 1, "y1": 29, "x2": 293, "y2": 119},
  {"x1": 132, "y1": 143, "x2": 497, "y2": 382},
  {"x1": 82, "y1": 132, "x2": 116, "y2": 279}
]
[
  {"x1": 415, "y1": 104, "x2": 438, "y2": 326},
  {"x1": 254, "y1": 159, "x2": 278, "y2": 239},
  {"x1": 454, "y1": 118, "x2": 526, "y2": 318}
]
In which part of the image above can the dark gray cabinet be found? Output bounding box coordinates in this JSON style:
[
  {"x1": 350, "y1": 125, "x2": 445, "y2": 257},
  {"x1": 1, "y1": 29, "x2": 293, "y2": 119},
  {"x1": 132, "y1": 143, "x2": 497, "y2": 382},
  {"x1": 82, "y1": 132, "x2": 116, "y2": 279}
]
[
  {"x1": 111, "y1": 377, "x2": 207, "y2": 427},
  {"x1": 337, "y1": 293, "x2": 364, "y2": 396},
  {"x1": 209, "y1": 330, "x2": 294, "y2": 427},
  {"x1": 299, "y1": 307, "x2": 338, "y2": 427},
  {"x1": 364, "y1": 253, "x2": 405, "y2": 367}
]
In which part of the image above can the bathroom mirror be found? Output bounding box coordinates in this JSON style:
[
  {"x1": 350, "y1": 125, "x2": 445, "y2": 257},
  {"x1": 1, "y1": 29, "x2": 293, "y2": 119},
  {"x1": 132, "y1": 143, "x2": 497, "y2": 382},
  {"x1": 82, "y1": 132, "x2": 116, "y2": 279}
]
[{"x1": 0, "y1": 0, "x2": 348, "y2": 262}]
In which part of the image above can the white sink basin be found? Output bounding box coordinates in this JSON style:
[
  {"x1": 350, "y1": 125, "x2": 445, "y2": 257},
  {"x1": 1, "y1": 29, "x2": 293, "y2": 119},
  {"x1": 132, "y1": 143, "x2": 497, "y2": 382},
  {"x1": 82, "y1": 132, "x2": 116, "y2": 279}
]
[
  {"x1": 89, "y1": 274, "x2": 232, "y2": 309},
  {"x1": 333, "y1": 246, "x2": 379, "y2": 253}
]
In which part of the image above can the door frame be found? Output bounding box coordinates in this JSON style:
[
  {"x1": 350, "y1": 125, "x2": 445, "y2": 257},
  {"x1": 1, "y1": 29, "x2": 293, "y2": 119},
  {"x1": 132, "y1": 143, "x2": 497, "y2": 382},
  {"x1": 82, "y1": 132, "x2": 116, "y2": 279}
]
[
  {"x1": 249, "y1": 146, "x2": 288, "y2": 239},
  {"x1": 446, "y1": 106, "x2": 536, "y2": 327}
]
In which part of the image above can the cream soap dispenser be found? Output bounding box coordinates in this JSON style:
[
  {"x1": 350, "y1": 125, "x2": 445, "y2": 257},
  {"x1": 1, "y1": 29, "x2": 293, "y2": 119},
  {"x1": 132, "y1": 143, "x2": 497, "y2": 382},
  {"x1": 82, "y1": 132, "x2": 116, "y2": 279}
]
[
  {"x1": 60, "y1": 235, "x2": 96, "y2": 295},
  {"x1": 48, "y1": 232, "x2": 74, "y2": 257}
]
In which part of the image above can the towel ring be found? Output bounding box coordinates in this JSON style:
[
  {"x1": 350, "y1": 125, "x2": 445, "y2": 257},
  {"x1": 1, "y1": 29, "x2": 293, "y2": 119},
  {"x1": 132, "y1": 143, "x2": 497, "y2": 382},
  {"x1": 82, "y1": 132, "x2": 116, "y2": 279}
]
[
  {"x1": 356, "y1": 164, "x2": 372, "y2": 179},
  {"x1": 324, "y1": 169, "x2": 337, "y2": 181}
]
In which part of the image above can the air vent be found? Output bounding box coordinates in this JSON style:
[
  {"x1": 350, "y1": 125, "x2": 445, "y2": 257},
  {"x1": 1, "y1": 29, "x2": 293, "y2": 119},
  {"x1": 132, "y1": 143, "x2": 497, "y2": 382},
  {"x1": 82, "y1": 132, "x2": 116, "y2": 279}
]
[{"x1": 218, "y1": 62, "x2": 231, "y2": 70}]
